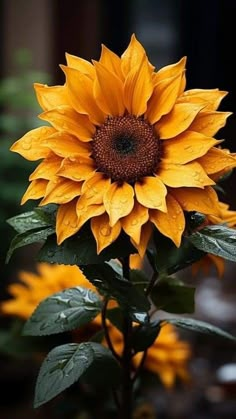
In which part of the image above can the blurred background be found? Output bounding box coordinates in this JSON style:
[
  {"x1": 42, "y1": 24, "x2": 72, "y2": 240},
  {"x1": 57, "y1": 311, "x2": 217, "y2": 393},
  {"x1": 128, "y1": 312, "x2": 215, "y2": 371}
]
[{"x1": 1, "y1": 0, "x2": 236, "y2": 418}]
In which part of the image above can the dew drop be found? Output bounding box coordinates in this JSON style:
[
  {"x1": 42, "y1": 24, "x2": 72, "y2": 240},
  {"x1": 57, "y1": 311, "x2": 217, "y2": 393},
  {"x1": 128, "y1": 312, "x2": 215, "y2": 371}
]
[
  {"x1": 131, "y1": 219, "x2": 138, "y2": 226},
  {"x1": 100, "y1": 226, "x2": 111, "y2": 237},
  {"x1": 22, "y1": 142, "x2": 32, "y2": 150}
]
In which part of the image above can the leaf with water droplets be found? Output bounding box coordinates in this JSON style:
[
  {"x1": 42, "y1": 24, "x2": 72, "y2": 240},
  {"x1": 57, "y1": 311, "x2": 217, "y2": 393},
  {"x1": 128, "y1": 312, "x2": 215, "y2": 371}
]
[
  {"x1": 162, "y1": 317, "x2": 236, "y2": 342},
  {"x1": 131, "y1": 321, "x2": 161, "y2": 353},
  {"x1": 81, "y1": 263, "x2": 150, "y2": 323},
  {"x1": 34, "y1": 342, "x2": 121, "y2": 407},
  {"x1": 189, "y1": 224, "x2": 236, "y2": 262},
  {"x1": 7, "y1": 204, "x2": 56, "y2": 234},
  {"x1": 6, "y1": 227, "x2": 55, "y2": 263},
  {"x1": 23, "y1": 287, "x2": 102, "y2": 336}
]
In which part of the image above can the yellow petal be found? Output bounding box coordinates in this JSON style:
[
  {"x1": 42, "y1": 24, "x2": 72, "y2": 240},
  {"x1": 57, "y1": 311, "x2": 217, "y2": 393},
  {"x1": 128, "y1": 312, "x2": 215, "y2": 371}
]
[
  {"x1": 81, "y1": 172, "x2": 111, "y2": 204},
  {"x1": 10, "y1": 126, "x2": 56, "y2": 161},
  {"x1": 178, "y1": 89, "x2": 228, "y2": 111},
  {"x1": 135, "y1": 177, "x2": 167, "y2": 211},
  {"x1": 154, "y1": 56, "x2": 186, "y2": 85},
  {"x1": 122, "y1": 201, "x2": 149, "y2": 244},
  {"x1": 99, "y1": 44, "x2": 124, "y2": 81},
  {"x1": 103, "y1": 182, "x2": 134, "y2": 227},
  {"x1": 61, "y1": 65, "x2": 105, "y2": 125},
  {"x1": 129, "y1": 254, "x2": 143, "y2": 269},
  {"x1": 159, "y1": 161, "x2": 214, "y2": 188},
  {"x1": 34, "y1": 83, "x2": 69, "y2": 111},
  {"x1": 150, "y1": 194, "x2": 185, "y2": 247},
  {"x1": 57, "y1": 156, "x2": 95, "y2": 181},
  {"x1": 21, "y1": 179, "x2": 48, "y2": 205},
  {"x1": 76, "y1": 200, "x2": 105, "y2": 231},
  {"x1": 163, "y1": 130, "x2": 219, "y2": 164},
  {"x1": 156, "y1": 103, "x2": 204, "y2": 139},
  {"x1": 29, "y1": 154, "x2": 62, "y2": 180},
  {"x1": 41, "y1": 177, "x2": 82, "y2": 205},
  {"x1": 39, "y1": 105, "x2": 95, "y2": 141},
  {"x1": 131, "y1": 222, "x2": 153, "y2": 258},
  {"x1": 91, "y1": 212, "x2": 121, "y2": 254},
  {"x1": 65, "y1": 53, "x2": 95, "y2": 78},
  {"x1": 56, "y1": 199, "x2": 81, "y2": 244},
  {"x1": 40, "y1": 132, "x2": 91, "y2": 158},
  {"x1": 121, "y1": 34, "x2": 146, "y2": 76},
  {"x1": 189, "y1": 111, "x2": 232, "y2": 136},
  {"x1": 170, "y1": 186, "x2": 220, "y2": 215},
  {"x1": 197, "y1": 147, "x2": 236, "y2": 174},
  {"x1": 124, "y1": 56, "x2": 153, "y2": 117},
  {"x1": 146, "y1": 73, "x2": 182, "y2": 124},
  {"x1": 93, "y1": 61, "x2": 125, "y2": 116}
]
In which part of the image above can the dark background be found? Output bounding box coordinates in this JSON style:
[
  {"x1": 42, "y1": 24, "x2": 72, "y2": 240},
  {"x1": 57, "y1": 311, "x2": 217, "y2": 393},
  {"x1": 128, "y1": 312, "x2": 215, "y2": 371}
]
[{"x1": 0, "y1": 1, "x2": 236, "y2": 418}]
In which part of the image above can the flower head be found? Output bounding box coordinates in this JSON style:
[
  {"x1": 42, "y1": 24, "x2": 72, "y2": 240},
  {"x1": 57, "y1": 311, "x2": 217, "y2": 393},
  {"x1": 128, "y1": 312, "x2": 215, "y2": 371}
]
[{"x1": 11, "y1": 35, "x2": 235, "y2": 255}]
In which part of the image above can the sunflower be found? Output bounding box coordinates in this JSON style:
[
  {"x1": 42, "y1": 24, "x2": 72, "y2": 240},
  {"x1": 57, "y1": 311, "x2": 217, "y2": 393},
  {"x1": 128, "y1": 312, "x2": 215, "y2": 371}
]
[
  {"x1": 192, "y1": 202, "x2": 236, "y2": 277},
  {"x1": 1, "y1": 262, "x2": 191, "y2": 387},
  {"x1": 10, "y1": 34, "x2": 236, "y2": 255}
]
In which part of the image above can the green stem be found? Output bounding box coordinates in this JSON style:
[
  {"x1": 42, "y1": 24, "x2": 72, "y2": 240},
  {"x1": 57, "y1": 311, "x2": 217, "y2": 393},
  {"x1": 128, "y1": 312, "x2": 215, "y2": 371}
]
[{"x1": 120, "y1": 256, "x2": 133, "y2": 419}]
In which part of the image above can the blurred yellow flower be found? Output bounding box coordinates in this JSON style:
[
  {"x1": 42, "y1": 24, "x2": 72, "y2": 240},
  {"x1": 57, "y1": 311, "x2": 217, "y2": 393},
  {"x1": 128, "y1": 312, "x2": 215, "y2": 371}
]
[
  {"x1": 1, "y1": 262, "x2": 191, "y2": 387},
  {"x1": 11, "y1": 35, "x2": 235, "y2": 256}
]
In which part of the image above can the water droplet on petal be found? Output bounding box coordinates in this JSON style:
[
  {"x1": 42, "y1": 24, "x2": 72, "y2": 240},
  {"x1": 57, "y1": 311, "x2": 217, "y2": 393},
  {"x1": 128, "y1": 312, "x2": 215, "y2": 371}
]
[
  {"x1": 22, "y1": 142, "x2": 32, "y2": 150},
  {"x1": 100, "y1": 226, "x2": 111, "y2": 237},
  {"x1": 131, "y1": 219, "x2": 138, "y2": 226}
]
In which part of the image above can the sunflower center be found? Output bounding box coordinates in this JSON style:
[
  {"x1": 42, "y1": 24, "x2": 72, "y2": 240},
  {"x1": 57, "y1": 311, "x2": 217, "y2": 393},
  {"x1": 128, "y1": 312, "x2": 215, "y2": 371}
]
[{"x1": 92, "y1": 115, "x2": 161, "y2": 183}]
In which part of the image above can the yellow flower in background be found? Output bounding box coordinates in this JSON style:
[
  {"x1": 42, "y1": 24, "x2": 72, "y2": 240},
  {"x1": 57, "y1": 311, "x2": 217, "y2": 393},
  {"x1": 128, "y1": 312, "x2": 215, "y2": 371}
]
[
  {"x1": 1, "y1": 262, "x2": 191, "y2": 387},
  {"x1": 11, "y1": 34, "x2": 235, "y2": 256},
  {"x1": 192, "y1": 202, "x2": 236, "y2": 277},
  {"x1": 1, "y1": 263, "x2": 92, "y2": 319}
]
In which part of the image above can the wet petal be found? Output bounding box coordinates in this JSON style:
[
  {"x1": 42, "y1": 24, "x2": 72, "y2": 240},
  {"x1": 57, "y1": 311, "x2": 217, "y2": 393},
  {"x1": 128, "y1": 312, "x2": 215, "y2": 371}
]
[
  {"x1": 156, "y1": 103, "x2": 204, "y2": 139},
  {"x1": 163, "y1": 130, "x2": 219, "y2": 164},
  {"x1": 91, "y1": 212, "x2": 121, "y2": 254},
  {"x1": 197, "y1": 147, "x2": 236, "y2": 174},
  {"x1": 170, "y1": 186, "x2": 220, "y2": 215},
  {"x1": 61, "y1": 65, "x2": 105, "y2": 125},
  {"x1": 56, "y1": 199, "x2": 80, "y2": 244},
  {"x1": 76, "y1": 200, "x2": 105, "y2": 231},
  {"x1": 189, "y1": 111, "x2": 232, "y2": 136},
  {"x1": 150, "y1": 194, "x2": 185, "y2": 247},
  {"x1": 122, "y1": 201, "x2": 149, "y2": 244},
  {"x1": 103, "y1": 182, "x2": 134, "y2": 227},
  {"x1": 93, "y1": 61, "x2": 125, "y2": 116},
  {"x1": 40, "y1": 132, "x2": 91, "y2": 158},
  {"x1": 57, "y1": 156, "x2": 95, "y2": 181},
  {"x1": 39, "y1": 105, "x2": 95, "y2": 141},
  {"x1": 135, "y1": 177, "x2": 167, "y2": 211},
  {"x1": 29, "y1": 154, "x2": 62, "y2": 180},
  {"x1": 124, "y1": 56, "x2": 153, "y2": 117},
  {"x1": 131, "y1": 222, "x2": 153, "y2": 258},
  {"x1": 10, "y1": 126, "x2": 56, "y2": 160},
  {"x1": 34, "y1": 83, "x2": 70, "y2": 111},
  {"x1": 21, "y1": 179, "x2": 48, "y2": 204},
  {"x1": 41, "y1": 177, "x2": 82, "y2": 205},
  {"x1": 147, "y1": 73, "x2": 182, "y2": 124},
  {"x1": 178, "y1": 89, "x2": 228, "y2": 111},
  {"x1": 121, "y1": 34, "x2": 146, "y2": 76},
  {"x1": 99, "y1": 44, "x2": 124, "y2": 80},
  {"x1": 65, "y1": 53, "x2": 95, "y2": 78},
  {"x1": 159, "y1": 161, "x2": 214, "y2": 188},
  {"x1": 81, "y1": 172, "x2": 111, "y2": 205}
]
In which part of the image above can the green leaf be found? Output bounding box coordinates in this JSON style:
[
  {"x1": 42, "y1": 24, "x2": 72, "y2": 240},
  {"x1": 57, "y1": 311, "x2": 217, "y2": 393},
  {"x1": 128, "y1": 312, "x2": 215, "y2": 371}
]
[
  {"x1": 6, "y1": 227, "x2": 55, "y2": 263},
  {"x1": 163, "y1": 317, "x2": 236, "y2": 341},
  {"x1": 23, "y1": 287, "x2": 102, "y2": 336},
  {"x1": 189, "y1": 224, "x2": 236, "y2": 262},
  {"x1": 7, "y1": 204, "x2": 56, "y2": 233},
  {"x1": 132, "y1": 322, "x2": 161, "y2": 353},
  {"x1": 81, "y1": 263, "x2": 150, "y2": 323},
  {"x1": 34, "y1": 342, "x2": 120, "y2": 407},
  {"x1": 186, "y1": 211, "x2": 207, "y2": 231},
  {"x1": 38, "y1": 229, "x2": 137, "y2": 265},
  {"x1": 106, "y1": 307, "x2": 124, "y2": 332},
  {"x1": 148, "y1": 233, "x2": 205, "y2": 275},
  {"x1": 150, "y1": 279, "x2": 195, "y2": 314},
  {"x1": 130, "y1": 269, "x2": 149, "y2": 293}
]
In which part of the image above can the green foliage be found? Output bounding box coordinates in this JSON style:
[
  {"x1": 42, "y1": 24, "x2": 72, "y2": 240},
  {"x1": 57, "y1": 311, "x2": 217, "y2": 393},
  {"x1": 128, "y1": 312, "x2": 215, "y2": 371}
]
[
  {"x1": 131, "y1": 322, "x2": 161, "y2": 353},
  {"x1": 34, "y1": 342, "x2": 121, "y2": 408},
  {"x1": 189, "y1": 224, "x2": 236, "y2": 262},
  {"x1": 23, "y1": 287, "x2": 102, "y2": 336}
]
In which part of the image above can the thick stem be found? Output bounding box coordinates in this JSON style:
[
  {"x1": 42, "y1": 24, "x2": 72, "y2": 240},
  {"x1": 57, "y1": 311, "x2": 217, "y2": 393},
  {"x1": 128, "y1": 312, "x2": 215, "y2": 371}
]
[{"x1": 120, "y1": 256, "x2": 133, "y2": 419}]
